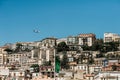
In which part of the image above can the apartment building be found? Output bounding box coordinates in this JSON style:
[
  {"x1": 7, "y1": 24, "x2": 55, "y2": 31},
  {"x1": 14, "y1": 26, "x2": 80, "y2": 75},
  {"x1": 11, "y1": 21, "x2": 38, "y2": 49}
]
[
  {"x1": 78, "y1": 33, "x2": 96, "y2": 46},
  {"x1": 94, "y1": 71, "x2": 120, "y2": 80},
  {"x1": 39, "y1": 37, "x2": 56, "y2": 66},
  {"x1": 0, "y1": 46, "x2": 8, "y2": 65},
  {"x1": 56, "y1": 38, "x2": 67, "y2": 45},
  {"x1": 40, "y1": 37, "x2": 57, "y2": 48},
  {"x1": 39, "y1": 66, "x2": 54, "y2": 78},
  {"x1": 7, "y1": 52, "x2": 32, "y2": 66},
  {"x1": 104, "y1": 32, "x2": 120, "y2": 43},
  {"x1": 67, "y1": 36, "x2": 79, "y2": 45}
]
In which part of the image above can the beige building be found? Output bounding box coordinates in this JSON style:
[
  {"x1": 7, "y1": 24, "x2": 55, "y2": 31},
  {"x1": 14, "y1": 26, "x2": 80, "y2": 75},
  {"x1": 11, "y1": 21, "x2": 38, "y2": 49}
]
[
  {"x1": 56, "y1": 38, "x2": 67, "y2": 45},
  {"x1": 7, "y1": 52, "x2": 33, "y2": 66},
  {"x1": 104, "y1": 32, "x2": 120, "y2": 43},
  {"x1": 0, "y1": 46, "x2": 8, "y2": 65},
  {"x1": 38, "y1": 37, "x2": 56, "y2": 66},
  {"x1": 78, "y1": 33, "x2": 96, "y2": 46},
  {"x1": 94, "y1": 71, "x2": 120, "y2": 80}
]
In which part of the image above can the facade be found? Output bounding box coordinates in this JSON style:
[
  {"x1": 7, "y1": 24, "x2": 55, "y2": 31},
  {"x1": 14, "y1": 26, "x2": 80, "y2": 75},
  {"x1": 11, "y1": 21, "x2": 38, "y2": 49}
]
[
  {"x1": 56, "y1": 38, "x2": 67, "y2": 45},
  {"x1": 40, "y1": 37, "x2": 57, "y2": 48},
  {"x1": 39, "y1": 66, "x2": 54, "y2": 78},
  {"x1": 94, "y1": 71, "x2": 120, "y2": 80},
  {"x1": 8, "y1": 70, "x2": 25, "y2": 80},
  {"x1": 104, "y1": 32, "x2": 120, "y2": 43},
  {"x1": 7, "y1": 52, "x2": 32, "y2": 66},
  {"x1": 67, "y1": 36, "x2": 79, "y2": 45},
  {"x1": 38, "y1": 37, "x2": 56, "y2": 66},
  {"x1": 67, "y1": 36, "x2": 81, "y2": 50},
  {"x1": 0, "y1": 47, "x2": 8, "y2": 65},
  {"x1": 78, "y1": 33, "x2": 96, "y2": 46}
]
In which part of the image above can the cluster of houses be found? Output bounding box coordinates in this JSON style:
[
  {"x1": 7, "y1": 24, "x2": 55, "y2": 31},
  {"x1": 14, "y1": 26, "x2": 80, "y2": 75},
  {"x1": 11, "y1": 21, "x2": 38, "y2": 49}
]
[{"x1": 0, "y1": 32, "x2": 120, "y2": 80}]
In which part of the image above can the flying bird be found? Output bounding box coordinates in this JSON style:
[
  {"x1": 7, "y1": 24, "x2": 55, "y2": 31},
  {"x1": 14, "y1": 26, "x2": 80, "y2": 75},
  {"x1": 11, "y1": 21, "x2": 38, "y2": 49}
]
[{"x1": 33, "y1": 29, "x2": 40, "y2": 33}]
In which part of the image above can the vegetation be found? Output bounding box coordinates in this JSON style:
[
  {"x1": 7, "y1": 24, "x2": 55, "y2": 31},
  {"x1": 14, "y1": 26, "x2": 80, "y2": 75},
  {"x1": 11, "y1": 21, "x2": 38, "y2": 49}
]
[
  {"x1": 82, "y1": 39, "x2": 119, "y2": 53},
  {"x1": 112, "y1": 64, "x2": 118, "y2": 71},
  {"x1": 4, "y1": 48, "x2": 13, "y2": 54},
  {"x1": 42, "y1": 61, "x2": 51, "y2": 66},
  {"x1": 57, "y1": 42, "x2": 69, "y2": 52},
  {"x1": 30, "y1": 64, "x2": 39, "y2": 72},
  {"x1": 55, "y1": 56, "x2": 60, "y2": 73},
  {"x1": 61, "y1": 54, "x2": 69, "y2": 69}
]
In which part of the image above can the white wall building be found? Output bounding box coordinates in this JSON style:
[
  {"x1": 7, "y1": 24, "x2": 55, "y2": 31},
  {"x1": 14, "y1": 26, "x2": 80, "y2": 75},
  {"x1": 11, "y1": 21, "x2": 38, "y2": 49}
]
[
  {"x1": 104, "y1": 32, "x2": 120, "y2": 43},
  {"x1": 94, "y1": 71, "x2": 120, "y2": 80},
  {"x1": 56, "y1": 38, "x2": 67, "y2": 45},
  {"x1": 78, "y1": 33, "x2": 96, "y2": 46}
]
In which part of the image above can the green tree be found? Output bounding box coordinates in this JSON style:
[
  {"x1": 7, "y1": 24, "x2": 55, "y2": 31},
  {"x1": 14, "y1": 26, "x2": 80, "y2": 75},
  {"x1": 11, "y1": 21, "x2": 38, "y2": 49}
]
[
  {"x1": 4, "y1": 48, "x2": 13, "y2": 54},
  {"x1": 55, "y1": 56, "x2": 60, "y2": 73},
  {"x1": 91, "y1": 39, "x2": 103, "y2": 51},
  {"x1": 81, "y1": 45, "x2": 91, "y2": 51},
  {"x1": 61, "y1": 54, "x2": 69, "y2": 69},
  {"x1": 42, "y1": 61, "x2": 51, "y2": 66},
  {"x1": 112, "y1": 64, "x2": 118, "y2": 71},
  {"x1": 14, "y1": 43, "x2": 23, "y2": 52},
  {"x1": 30, "y1": 64, "x2": 39, "y2": 72},
  {"x1": 57, "y1": 42, "x2": 69, "y2": 52}
]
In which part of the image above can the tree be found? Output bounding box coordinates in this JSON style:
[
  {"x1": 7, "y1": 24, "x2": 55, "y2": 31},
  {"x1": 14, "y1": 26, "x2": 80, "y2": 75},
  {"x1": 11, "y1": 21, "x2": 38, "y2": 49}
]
[
  {"x1": 91, "y1": 39, "x2": 103, "y2": 51},
  {"x1": 112, "y1": 64, "x2": 118, "y2": 71},
  {"x1": 81, "y1": 45, "x2": 90, "y2": 51},
  {"x1": 14, "y1": 43, "x2": 23, "y2": 52},
  {"x1": 55, "y1": 56, "x2": 60, "y2": 73},
  {"x1": 61, "y1": 54, "x2": 69, "y2": 69},
  {"x1": 4, "y1": 48, "x2": 13, "y2": 54},
  {"x1": 57, "y1": 42, "x2": 69, "y2": 52},
  {"x1": 30, "y1": 64, "x2": 39, "y2": 72},
  {"x1": 42, "y1": 61, "x2": 51, "y2": 66}
]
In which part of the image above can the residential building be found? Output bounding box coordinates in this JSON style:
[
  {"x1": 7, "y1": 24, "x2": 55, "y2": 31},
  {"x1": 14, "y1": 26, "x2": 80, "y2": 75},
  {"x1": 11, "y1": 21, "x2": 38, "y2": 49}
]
[
  {"x1": 94, "y1": 71, "x2": 120, "y2": 80},
  {"x1": 67, "y1": 36, "x2": 79, "y2": 45},
  {"x1": 67, "y1": 36, "x2": 81, "y2": 50},
  {"x1": 38, "y1": 37, "x2": 56, "y2": 66},
  {"x1": 7, "y1": 70, "x2": 25, "y2": 80},
  {"x1": 78, "y1": 33, "x2": 96, "y2": 46},
  {"x1": 39, "y1": 66, "x2": 54, "y2": 78},
  {"x1": 7, "y1": 52, "x2": 33, "y2": 66},
  {"x1": 40, "y1": 37, "x2": 57, "y2": 48},
  {"x1": 0, "y1": 46, "x2": 8, "y2": 65},
  {"x1": 56, "y1": 38, "x2": 67, "y2": 45},
  {"x1": 104, "y1": 32, "x2": 120, "y2": 43}
]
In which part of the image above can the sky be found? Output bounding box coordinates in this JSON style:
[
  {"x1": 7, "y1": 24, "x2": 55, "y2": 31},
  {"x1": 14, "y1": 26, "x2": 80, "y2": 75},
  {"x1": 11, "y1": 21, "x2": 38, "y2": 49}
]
[{"x1": 0, "y1": 0, "x2": 120, "y2": 45}]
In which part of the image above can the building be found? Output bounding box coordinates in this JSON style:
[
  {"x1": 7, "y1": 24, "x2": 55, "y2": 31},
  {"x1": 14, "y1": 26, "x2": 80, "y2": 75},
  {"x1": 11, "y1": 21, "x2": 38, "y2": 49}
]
[
  {"x1": 38, "y1": 37, "x2": 56, "y2": 66},
  {"x1": 104, "y1": 32, "x2": 120, "y2": 43},
  {"x1": 0, "y1": 46, "x2": 8, "y2": 65},
  {"x1": 56, "y1": 38, "x2": 67, "y2": 45},
  {"x1": 39, "y1": 66, "x2": 54, "y2": 78},
  {"x1": 7, "y1": 52, "x2": 33, "y2": 66},
  {"x1": 78, "y1": 33, "x2": 96, "y2": 46},
  {"x1": 40, "y1": 37, "x2": 57, "y2": 48},
  {"x1": 67, "y1": 36, "x2": 79, "y2": 45},
  {"x1": 94, "y1": 71, "x2": 120, "y2": 80}
]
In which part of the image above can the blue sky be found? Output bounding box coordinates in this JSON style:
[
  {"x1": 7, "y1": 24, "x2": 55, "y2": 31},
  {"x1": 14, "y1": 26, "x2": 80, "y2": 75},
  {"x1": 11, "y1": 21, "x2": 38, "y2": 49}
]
[{"x1": 0, "y1": 0, "x2": 120, "y2": 45}]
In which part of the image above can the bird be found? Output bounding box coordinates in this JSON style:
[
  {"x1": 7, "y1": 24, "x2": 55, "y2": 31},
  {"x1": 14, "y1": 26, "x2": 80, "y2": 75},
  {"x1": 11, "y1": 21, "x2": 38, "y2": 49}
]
[{"x1": 33, "y1": 29, "x2": 40, "y2": 33}]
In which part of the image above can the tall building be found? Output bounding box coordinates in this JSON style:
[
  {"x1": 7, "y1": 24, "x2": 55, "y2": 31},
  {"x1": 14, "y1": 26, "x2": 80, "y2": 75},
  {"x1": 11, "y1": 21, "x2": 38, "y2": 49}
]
[
  {"x1": 104, "y1": 32, "x2": 120, "y2": 43},
  {"x1": 38, "y1": 37, "x2": 57, "y2": 66},
  {"x1": 78, "y1": 33, "x2": 96, "y2": 46},
  {"x1": 67, "y1": 36, "x2": 79, "y2": 45}
]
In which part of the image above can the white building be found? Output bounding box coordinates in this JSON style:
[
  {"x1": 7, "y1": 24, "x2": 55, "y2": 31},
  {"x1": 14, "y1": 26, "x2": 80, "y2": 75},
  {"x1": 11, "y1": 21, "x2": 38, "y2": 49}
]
[
  {"x1": 0, "y1": 47, "x2": 7, "y2": 65},
  {"x1": 94, "y1": 71, "x2": 120, "y2": 80},
  {"x1": 56, "y1": 38, "x2": 67, "y2": 45},
  {"x1": 38, "y1": 37, "x2": 56, "y2": 66},
  {"x1": 78, "y1": 33, "x2": 96, "y2": 46},
  {"x1": 104, "y1": 32, "x2": 120, "y2": 43}
]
